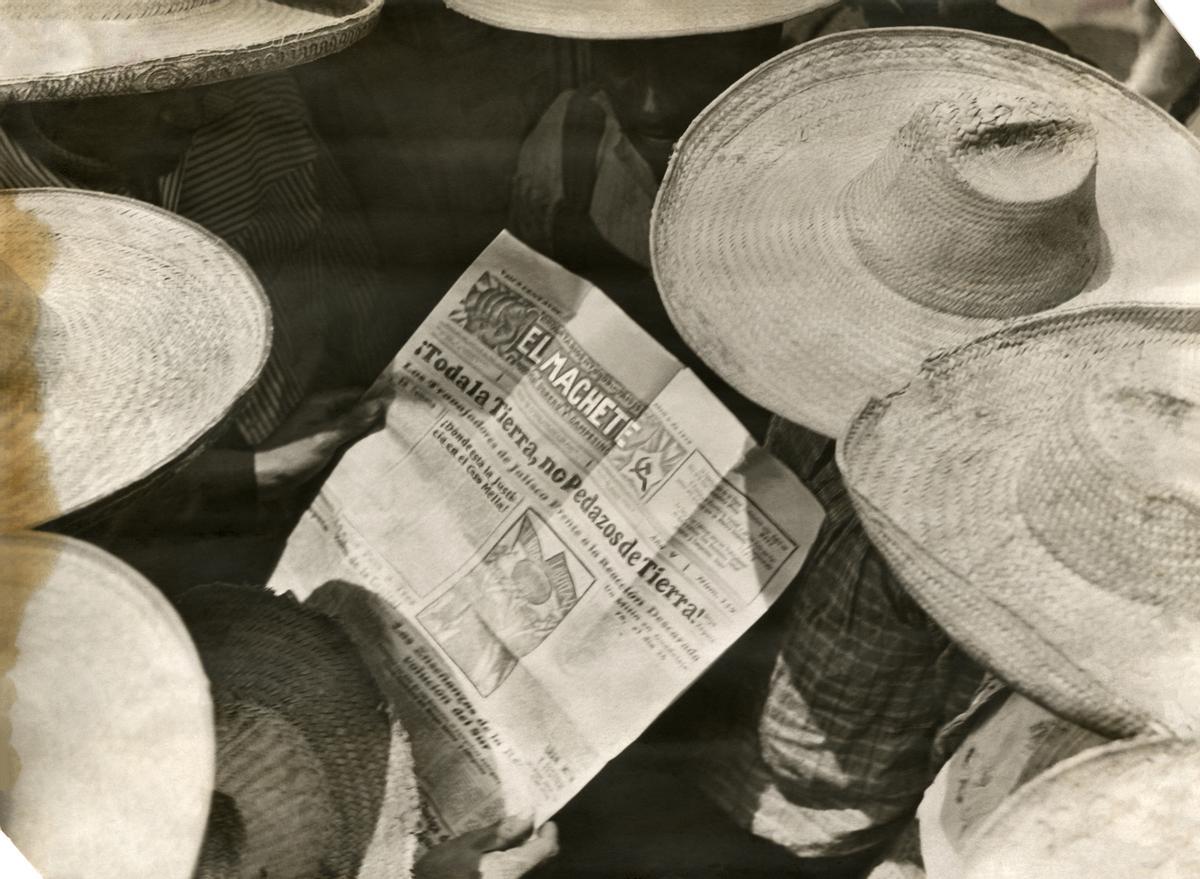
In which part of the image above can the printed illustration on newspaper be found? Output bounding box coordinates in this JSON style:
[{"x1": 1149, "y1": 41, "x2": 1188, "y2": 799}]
[{"x1": 269, "y1": 231, "x2": 824, "y2": 842}]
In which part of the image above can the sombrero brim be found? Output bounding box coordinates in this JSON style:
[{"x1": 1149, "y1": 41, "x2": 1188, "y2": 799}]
[
  {"x1": 0, "y1": 188, "x2": 271, "y2": 532},
  {"x1": 445, "y1": 0, "x2": 836, "y2": 39},
  {"x1": 0, "y1": 531, "x2": 215, "y2": 879},
  {"x1": 177, "y1": 584, "x2": 419, "y2": 879},
  {"x1": 962, "y1": 737, "x2": 1200, "y2": 878},
  {"x1": 652, "y1": 28, "x2": 1200, "y2": 439},
  {"x1": 839, "y1": 304, "x2": 1200, "y2": 738},
  {"x1": 0, "y1": 1, "x2": 382, "y2": 103},
  {"x1": 206, "y1": 700, "x2": 338, "y2": 879}
]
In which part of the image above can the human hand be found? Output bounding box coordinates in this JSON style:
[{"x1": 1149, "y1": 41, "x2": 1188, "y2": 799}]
[
  {"x1": 414, "y1": 816, "x2": 559, "y2": 879},
  {"x1": 253, "y1": 388, "x2": 387, "y2": 496}
]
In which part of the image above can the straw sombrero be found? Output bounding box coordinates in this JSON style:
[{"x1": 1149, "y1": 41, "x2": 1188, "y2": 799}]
[
  {"x1": 0, "y1": 188, "x2": 270, "y2": 532},
  {"x1": 652, "y1": 28, "x2": 1200, "y2": 439},
  {"x1": 961, "y1": 737, "x2": 1200, "y2": 878},
  {"x1": 840, "y1": 303, "x2": 1200, "y2": 738},
  {"x1": 0, "y1": 1, "x2": 383, "y2": 103},
  {"x1": 918, "y1": 693, "x2": 1109, "y2": 879},
  {"x1": 0, "y1": 531, "x2": 215, "y2": 879},
  {"x1": 444, "y1": 0, "x2": 837, "y2": 39},
  {"x1": 176, "y1": 583, "x2": 419, "y2": 879}
]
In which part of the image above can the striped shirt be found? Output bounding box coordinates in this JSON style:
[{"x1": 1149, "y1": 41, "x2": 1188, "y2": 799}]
[{"x1": 0, "y1": 74, "x2": 389, "y2": 445}]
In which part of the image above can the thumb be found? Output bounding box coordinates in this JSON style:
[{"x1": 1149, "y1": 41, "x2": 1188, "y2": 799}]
[
  {"x1": 454, "y1": 814, "x2": 534, "y2": 854},
  {"x1": 479, "y1": 822, "x2": 559, "y2": 879}
]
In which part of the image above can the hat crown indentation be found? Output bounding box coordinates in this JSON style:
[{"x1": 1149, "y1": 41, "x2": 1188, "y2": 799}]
[
  {"x1": 1019, "y1": 367, "x2": 1200, "y2": 609},
  {"x1": 844, "y1": 96, "x2": 1102, "y2": 320}
]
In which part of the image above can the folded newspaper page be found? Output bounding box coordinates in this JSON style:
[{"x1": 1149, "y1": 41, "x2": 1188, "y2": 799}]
[{"x1": 269, "y1": 231, "x2": 823, "y2": 839}]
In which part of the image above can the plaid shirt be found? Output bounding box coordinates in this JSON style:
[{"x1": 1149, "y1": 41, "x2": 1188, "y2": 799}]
[{"x1": 690, "y1": 417, "x2": 988, "y2": 859}]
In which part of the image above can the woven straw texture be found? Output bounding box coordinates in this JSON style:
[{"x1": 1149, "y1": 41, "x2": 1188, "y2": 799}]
[
  {"x1": 0, "y1": 188, "x2": 270, "y2": 532},
  {"x1": 963, "y1": 737, "x2": 1200, "y2": 878},
  {"x1": 919, "y1": 694, "x2": 1108, "y2": 879},
  {"x1": 445, "y1": 0, "x2": 835, "y2": 39},
  {"x1": 0, "y1": 0, "x2": 382, "y2": 102},
  {"x1": 0, "y1": 531, "x2": 215, "y2": 879},
  {"x1": 652, "y1": 28, "x2": 1200, "y2": 439},
  {"x1": 840, "y1": 303, "x2": 1200, "y2": 738},
  {"x1": 177, "y1": 583, "x2": 418, "y2": 879}
]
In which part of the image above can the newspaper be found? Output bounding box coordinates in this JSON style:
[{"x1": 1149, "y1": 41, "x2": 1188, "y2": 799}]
[{"x1": 269, "y1": 231, "x2": 823, "y2": 839}]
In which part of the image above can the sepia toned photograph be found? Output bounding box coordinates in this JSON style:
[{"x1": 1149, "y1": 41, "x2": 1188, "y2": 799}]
[
  {"x1": 2, "y1": 2, "x2": 1199, "y2": 878},
  {"x1": 420, "y1": 509, "x2": 593, "y2": 697}
]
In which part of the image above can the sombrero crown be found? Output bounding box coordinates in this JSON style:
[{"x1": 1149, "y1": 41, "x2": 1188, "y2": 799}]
[
  {"x1": 845, "y1": 94, "x2": 1101, "y2": 319},
  {"x1": 653, "y1": 28, "x2": 1200, "y2": 438},
  {"x1": 842, "y1": 303, "x2": 1200, "y2": 737},
  {"x1": 1019, "y1": 362, "x2": 1200, "y2": 599}
]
